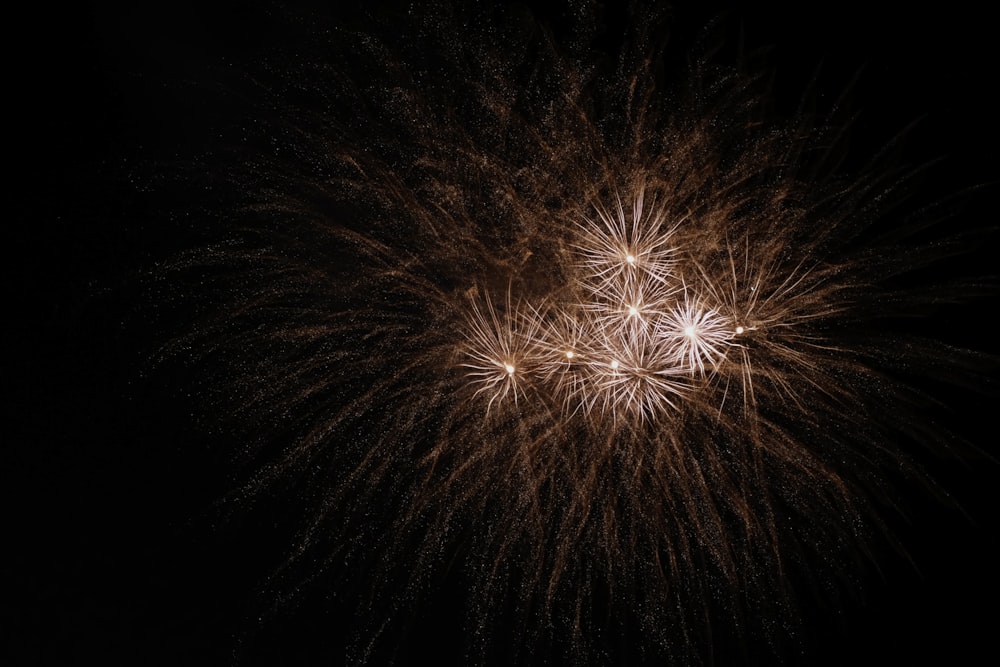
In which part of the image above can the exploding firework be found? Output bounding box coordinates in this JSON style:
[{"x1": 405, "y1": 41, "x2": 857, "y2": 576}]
[{"x1": 145, "y1": 2, "x2": 994, "y2": 664}]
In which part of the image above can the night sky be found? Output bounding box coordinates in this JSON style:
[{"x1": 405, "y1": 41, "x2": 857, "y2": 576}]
[{"x1": 9, "y1": 1, "x2": 1000, "y2": 665}]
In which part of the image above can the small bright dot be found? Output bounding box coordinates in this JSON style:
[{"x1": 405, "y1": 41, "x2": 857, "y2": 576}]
[
  {"x1": 684, "y1": 325, "x2": 696, "y2": 337},
  {"x1": 735, "y1": 325, "x2": 744, "y2": 334},
  {"x1": 625, "y1": 254, "x2": 636, "y2": 264},
  {"x1": 628, "y1": 305, "x2": 639, "y2": 316},
  {"x1": 610, "y1": 359, "x2": 620, "y2": 370},
  {"x1": 504, "y1": 363, "x2": 515, "y2": 374},
  {"x1": 565, "y1": 350, "x2": 574, "y2": 359}
]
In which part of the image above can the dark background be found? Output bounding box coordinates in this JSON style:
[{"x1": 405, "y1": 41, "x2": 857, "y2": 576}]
[{"x1": 9, "y1": 1, "x2": 999, "y2": 664}]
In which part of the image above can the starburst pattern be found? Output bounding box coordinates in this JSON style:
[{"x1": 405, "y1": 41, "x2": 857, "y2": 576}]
[
  {"x1": 153, "y1": 2, "x2": 990, "y2": 665},
  {"x1": 460, "y1": 191, "x2": 743, "y2": 422},
  {"x1": 462, "y1": 290, "x2": 543, "y2": 413}
]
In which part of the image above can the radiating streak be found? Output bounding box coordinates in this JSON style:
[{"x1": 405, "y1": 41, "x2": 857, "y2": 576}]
[{"x1": 461, "y1": 289, "x2": 544, "y2": 413}]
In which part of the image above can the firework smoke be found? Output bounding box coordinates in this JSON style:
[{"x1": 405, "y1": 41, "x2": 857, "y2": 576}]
[{"x1": 145, "y1": 2, "x2": 993, "y2": 664}]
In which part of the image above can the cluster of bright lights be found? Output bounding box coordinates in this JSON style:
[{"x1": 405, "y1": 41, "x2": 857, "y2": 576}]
[{"x1": 462, "y1": 194, "x2": 750, "y2": 420}]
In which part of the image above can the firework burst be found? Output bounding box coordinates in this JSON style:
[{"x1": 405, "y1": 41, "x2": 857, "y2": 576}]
[{"x1": 150, "y1": 2, "x2": 992, "y2": 664}]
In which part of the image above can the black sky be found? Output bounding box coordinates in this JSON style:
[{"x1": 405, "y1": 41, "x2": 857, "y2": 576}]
[{"x1": 9, "y1": 1, "x2": 1000, "y2": 665}]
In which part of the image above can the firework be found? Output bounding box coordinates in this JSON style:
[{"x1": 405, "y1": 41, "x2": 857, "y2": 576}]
[{"x1": 151, "y1": 2, "x2": 991, "y2": 664}]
